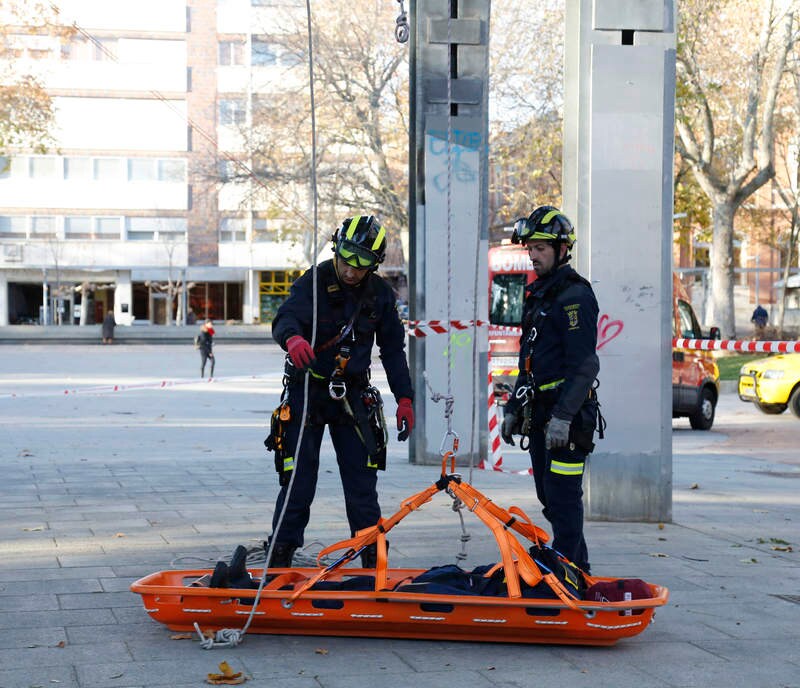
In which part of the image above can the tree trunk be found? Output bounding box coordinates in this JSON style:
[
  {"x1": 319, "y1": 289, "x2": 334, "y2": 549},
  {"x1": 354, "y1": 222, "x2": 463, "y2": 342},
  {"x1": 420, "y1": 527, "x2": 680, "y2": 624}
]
[{"x1": 709, "y1": 202, "x2": 736, "y2": 338}]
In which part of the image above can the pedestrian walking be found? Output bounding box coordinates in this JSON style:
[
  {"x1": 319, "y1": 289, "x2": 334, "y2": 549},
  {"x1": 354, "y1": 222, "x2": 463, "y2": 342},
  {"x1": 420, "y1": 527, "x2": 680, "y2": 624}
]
[{"x1": 197, "y1": 320, "x2": 215, "y2": 378}]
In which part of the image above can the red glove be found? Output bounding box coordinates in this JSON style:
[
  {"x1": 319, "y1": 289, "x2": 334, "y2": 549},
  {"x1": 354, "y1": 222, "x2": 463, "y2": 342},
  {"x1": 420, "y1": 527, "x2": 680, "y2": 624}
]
[
  {"x1": 396, "y1": 397, "x2": 414, "y2": 441},
  {"x1": 286, "y1": 335, "x2": 316, "y2": 369}
]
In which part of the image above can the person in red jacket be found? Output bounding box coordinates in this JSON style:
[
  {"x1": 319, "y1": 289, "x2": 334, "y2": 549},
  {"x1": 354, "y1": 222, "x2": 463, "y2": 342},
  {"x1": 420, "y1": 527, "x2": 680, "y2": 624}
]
[
  {"x1": 197, "y1": 320, "x2": 215, "y2": 378},
  {"x1": 266, "y1": 215, "x2": 414, "y2": 569}
]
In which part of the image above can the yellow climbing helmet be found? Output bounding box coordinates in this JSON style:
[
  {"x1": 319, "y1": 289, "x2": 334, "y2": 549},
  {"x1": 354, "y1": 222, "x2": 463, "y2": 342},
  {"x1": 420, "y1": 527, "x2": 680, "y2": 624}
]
[
  {"x1": 332, "y1": 215, "x2": 387, "y2": 270},
  {"x1": 511, "y1": 206, "x2": 576, "y2": 250}
]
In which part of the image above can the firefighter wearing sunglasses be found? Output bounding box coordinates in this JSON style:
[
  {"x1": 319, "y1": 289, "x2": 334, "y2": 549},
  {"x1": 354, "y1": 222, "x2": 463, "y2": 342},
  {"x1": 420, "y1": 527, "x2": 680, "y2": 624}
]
[
  {"x1": 266, "y1": 215, "x2": 414, "y2": 569},
  {"x1": 499, "y1": 205, "x2": 601, "y2": 574}
]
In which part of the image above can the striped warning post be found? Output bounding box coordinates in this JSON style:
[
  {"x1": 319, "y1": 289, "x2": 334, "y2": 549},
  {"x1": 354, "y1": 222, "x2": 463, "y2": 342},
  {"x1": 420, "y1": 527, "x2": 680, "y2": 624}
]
[{"x1": 480, "y1": 372, "x2": 503, "y2": 471}]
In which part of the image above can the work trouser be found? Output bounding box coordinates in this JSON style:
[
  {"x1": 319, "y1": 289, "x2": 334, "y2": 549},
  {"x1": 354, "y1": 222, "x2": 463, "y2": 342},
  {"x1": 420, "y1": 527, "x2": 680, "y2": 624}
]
[
  {"x1": 528, "y1": 425, "x2": 590, "y2": 573},
  {"x1": 270, "y1": 390, "x2": 380, "y2": 548}
]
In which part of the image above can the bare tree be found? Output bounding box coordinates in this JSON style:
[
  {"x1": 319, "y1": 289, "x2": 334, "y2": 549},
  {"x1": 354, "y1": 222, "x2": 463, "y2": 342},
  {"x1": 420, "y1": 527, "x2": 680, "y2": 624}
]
[
  {"x1": 219, "y1": 0, "x2": 409, "y2": 265},
  {"x1": 487, "y1": 0, "x2": 565, "y2": 236},
  {"x1": 675, "y1": 0, "x2": 798, "y2": 337}
]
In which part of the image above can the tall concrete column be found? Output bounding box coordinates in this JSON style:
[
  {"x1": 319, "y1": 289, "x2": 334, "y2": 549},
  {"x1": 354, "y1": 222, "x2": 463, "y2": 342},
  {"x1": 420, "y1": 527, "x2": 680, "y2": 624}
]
[
  {"x1": 114, "y1": 271, "x2": 133, "y2": 326},
  {"x1": 409, "y1": 0, "x2": 490, "y2": 465},
  {"x1": 0, "y1": 272, "x2": 8, "y2": 326},
  {"x1": 563, "y1": 0, "x2": 676, "y2": 521}
]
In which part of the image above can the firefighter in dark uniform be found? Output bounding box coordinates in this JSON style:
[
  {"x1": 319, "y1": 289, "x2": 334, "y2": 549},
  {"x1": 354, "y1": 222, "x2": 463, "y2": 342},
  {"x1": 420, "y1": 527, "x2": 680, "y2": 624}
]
[
  {"x1": 266, "y1": 215, "x2": 414, "y2": 569},
  {"x1": 500, "y1": 206, "x2": 600, "y2": 573}
]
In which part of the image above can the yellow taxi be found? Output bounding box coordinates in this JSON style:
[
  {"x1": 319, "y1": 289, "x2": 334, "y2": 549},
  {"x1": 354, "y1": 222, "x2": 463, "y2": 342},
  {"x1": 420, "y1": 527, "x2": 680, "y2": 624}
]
[{"x1": 738, "y1": 353, "x2": 800, "y2": 418}]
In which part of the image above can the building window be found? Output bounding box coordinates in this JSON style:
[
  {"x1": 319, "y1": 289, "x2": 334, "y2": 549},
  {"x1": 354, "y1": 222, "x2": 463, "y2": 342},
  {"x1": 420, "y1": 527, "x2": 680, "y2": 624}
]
[
  {"x1": 94, "y1": 158, "x2": 123, "y2": 181},
  {"x1": 65, "y1": 216, "x2": 92, "y2": 239},
  {"x1": 30, "y1": 156, "x2": 59, "y2": 179},
  {"x1": 219, "y1": 40, "x2": 245, "y2": 66},
  {"x1": 219, "y1": 99, "x2": 246, "y2": 126},
  {"x1": 128, "y1": 158, "x2": 156, "y2": 181},
  {"x1": 30, "y1": 216, "x2": 56, "y2": 238},
  {"x1": 253, "y1": 217, "x2": 278, "y2": 241},
  {"x1": 251, "y1": 37, "x2": 278, "y2": 66},
  {"x1": 158, "y1": 159, "x2": 186, "y2": 182},
  {"x1": 220, "y1": 217, "x2": 246, "y2": 242},
  {"x1": 65, "y1": 157, "x2": 92, "y2": 180},
  {"x1": 126, "y1": 217, "x2": 187, "y2": 241},
  {"x1": 95, "y1": 217, "x2": 122, "y2": 238},
  {"x1": 0, "y1": 216, "x2": 27, "y2": 237}
]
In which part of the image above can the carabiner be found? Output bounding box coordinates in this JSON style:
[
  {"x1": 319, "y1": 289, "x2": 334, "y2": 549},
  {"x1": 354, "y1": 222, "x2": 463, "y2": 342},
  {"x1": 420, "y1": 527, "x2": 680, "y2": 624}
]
[
  {"x1": 329, "y1": 379, "x2": 347, "y2": 400},
  {"x1": 439, "y1": 429, "x2": 460, "y2": 457},
  {"x1": 515, "y1": 385, "x2": 532, "y2": 404}
]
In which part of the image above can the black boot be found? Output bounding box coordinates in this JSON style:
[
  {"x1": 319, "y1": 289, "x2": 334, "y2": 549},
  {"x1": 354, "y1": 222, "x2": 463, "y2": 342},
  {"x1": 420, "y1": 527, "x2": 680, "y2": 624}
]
[
  {"x1": 210, "y1": 561, "x2": 230, "y2": 588},
  {"x1": 361, "y1": 543, "x2": 382, "y2": 569},
  {"x1": 228, "y1": 545, "x2": 259, "y2": 589},
  {"x1": 266, "y1": 541, "x2": 296, "y2": 568}
]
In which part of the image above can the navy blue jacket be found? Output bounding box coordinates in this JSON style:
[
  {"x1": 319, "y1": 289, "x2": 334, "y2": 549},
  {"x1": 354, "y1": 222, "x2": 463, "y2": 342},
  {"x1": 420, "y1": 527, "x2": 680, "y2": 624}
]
[
  {"x1": 272, "y1": 259, "x2": 413, "y2": 402},
  {"x1": 509, "y1": 265, "x2": 599, "y2": 423}
]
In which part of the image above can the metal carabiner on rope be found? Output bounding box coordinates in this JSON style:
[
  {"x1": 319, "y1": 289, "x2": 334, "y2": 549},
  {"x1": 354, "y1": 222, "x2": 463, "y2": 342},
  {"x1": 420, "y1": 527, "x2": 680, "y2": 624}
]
[{"x1": 394, "y1": 0, "x2": 409, "y2": 43}]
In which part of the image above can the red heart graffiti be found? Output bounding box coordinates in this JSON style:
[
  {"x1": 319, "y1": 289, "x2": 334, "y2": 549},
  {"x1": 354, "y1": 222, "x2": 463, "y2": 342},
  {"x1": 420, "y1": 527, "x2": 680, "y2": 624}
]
[{"x1": 596, "y1": 314, "x2": 624, "y2": 350}]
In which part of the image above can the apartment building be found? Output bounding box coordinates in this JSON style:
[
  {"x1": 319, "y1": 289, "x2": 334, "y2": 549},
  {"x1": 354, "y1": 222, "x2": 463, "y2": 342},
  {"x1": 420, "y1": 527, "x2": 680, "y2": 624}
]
[{"x1": 0, "y1": 0, "x2": 311, "y2": 327}]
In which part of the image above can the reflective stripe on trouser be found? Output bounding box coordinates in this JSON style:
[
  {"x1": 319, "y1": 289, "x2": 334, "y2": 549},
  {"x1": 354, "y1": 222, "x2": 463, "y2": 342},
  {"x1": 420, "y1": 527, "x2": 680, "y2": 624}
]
[
  {"x1": 529, "y1": 428, "x2": 589, "y2": 572},
  {"x1": 270, "y1": 416, "x2": 380, "y2": 548}
]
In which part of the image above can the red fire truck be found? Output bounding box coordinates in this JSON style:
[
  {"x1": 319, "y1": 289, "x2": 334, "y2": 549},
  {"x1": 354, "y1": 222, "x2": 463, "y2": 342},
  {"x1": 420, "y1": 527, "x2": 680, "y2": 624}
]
[{"x1": 488, "y1": 243, "x2": 535, "y2": 403}]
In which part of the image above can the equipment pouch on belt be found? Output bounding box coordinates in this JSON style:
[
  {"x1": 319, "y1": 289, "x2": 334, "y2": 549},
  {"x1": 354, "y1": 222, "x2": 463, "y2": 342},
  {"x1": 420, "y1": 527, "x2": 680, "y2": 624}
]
[
  {"x1": 568, "y1": 386, "x2": 605, "y2": 454},
  {"x1": 265, "y1": 401, "x2": 293, "y2": 486},
  {"x1": 353, "y1": 385, "x2": 388, "y2": 471}
]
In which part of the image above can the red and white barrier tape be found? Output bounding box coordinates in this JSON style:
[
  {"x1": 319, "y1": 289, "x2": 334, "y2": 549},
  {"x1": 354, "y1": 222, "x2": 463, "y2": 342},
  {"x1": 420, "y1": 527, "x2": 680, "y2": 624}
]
[
  {"x1": 0, "y1": 374, "x2": 268, "y2": 399},
  {"x1": 673, "y1": 338, "x2": 800, "y2": 353},
  {"x1": 477, "y1": 371, "x2": 533, "y2": 476},
  {"x1": 407, "y1": 319, "x2": 487, "y2": 337}
]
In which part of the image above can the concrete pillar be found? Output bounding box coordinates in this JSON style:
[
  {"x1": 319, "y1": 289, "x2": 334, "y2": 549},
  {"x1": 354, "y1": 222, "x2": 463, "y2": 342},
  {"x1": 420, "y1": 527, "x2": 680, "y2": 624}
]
[
  {"x1": 563, "y1": 0, "x2": 676, "y2": 521},
  {"x1": 0, "y1": 272, "x2": 8, "y2": 326},
  {"x1": 409, "y1": 0, "x2": 490, "y2": 465},
  {"x1": 244, "y1": 268, "x2": 258, "y2": 324},
  {"x1": 114, "y1": 271, "x2": 133, "y2": 326}
]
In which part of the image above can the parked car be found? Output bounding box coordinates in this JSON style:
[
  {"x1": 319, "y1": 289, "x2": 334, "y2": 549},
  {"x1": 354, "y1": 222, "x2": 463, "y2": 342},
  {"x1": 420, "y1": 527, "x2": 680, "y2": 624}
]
[
  {"x1": 738, "y1": 353, "x2": 800, "y2": 418},
  {"x1": 672, "y1": 275, "x2": 721, "y2": 430}
]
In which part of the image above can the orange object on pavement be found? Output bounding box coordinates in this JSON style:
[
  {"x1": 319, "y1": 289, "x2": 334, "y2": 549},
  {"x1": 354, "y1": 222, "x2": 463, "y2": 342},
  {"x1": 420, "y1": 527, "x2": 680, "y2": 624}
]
[{"x1": 131, "y1": 455, "x2": 668, "y2": 646}]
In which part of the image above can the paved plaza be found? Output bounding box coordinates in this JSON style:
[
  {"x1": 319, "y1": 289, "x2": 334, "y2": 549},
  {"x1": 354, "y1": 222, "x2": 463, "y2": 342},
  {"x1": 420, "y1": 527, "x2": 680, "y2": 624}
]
[{"x1": 1, "y1": 344, "x2": 798, "y2": 687}]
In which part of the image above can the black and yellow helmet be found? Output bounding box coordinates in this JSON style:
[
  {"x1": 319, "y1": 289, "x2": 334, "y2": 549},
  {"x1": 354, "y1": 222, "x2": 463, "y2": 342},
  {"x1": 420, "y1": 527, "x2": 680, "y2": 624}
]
[
  {"x1": 511, "y1": 206, "x2": 576, "y2": 250},
  {"x1": 332, "y1": 215, "x2": 387, "y2": 270}
]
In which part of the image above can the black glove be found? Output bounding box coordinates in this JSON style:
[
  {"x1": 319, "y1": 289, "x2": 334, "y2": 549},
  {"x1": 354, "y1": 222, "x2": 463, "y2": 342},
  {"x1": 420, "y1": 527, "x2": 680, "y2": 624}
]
[{"x1": 500, "y1": 410, "x2": 516, "y2": 446}]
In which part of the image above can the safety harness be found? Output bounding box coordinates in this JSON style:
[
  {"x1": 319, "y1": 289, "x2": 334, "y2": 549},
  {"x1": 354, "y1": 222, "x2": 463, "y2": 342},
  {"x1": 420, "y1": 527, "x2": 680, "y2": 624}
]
[
  {"x1": 512, "y1": 269, "x2": 605, "y2": 451},
  {"x1": 265, "y1": 272, "x2": 389, "y2": 483}
]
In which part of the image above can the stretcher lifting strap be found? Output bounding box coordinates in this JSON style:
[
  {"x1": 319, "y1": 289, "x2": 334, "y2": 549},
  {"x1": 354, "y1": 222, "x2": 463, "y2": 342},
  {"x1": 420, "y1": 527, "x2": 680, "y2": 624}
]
[{"x1": 286, "y1": 464, "x2": 590, "y2": 611}]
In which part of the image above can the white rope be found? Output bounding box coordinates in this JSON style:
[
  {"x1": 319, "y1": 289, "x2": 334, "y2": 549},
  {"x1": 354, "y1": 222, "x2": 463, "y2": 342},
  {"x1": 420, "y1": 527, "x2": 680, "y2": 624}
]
[{"x1": 196, "y1": 0, "x2": 320, "y2": 649}]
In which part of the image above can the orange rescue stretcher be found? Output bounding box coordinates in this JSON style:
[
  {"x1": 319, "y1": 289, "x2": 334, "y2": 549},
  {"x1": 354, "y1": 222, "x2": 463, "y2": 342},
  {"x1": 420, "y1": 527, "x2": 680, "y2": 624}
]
[{"x1": 131, "y1": 454, "x2": 668, "y2": 646}]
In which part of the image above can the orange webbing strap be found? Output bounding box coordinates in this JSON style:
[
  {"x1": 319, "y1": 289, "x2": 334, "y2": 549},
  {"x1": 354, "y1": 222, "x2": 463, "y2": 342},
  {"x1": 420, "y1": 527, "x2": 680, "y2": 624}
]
[
  {"x1": 451, "y1": 481, "x2": 549, "y2": 546},
  {"x1": 447, "y1": 480, "x2": 583, "y2": 609},
  {"x1": 287, "y1": 483, "x2": 441, "y2": 602}
]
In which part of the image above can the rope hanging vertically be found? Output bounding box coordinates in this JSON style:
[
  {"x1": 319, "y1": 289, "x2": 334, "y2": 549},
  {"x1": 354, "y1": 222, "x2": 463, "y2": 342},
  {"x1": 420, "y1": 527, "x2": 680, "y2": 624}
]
[{"x1": 195, "y1": 0, "x2": 320, "y2": 648}]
